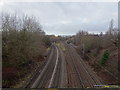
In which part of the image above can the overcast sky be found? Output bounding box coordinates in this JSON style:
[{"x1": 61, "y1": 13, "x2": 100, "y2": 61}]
[{"x1": 0, "y1": 1, "x2": 118, "y2": 35}]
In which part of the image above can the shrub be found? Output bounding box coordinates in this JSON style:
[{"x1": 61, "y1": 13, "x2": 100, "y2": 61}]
[
  {"x1": 99, "y1": 50, "x2": 109, "y2": 66},
  {"x1": 75, "y1": 34, "x2": 102, "y2": 53},
  {"x1": 42, "y1": 36, "x2": 52, "y2": 47},
  {"x1": 1, "y1": 13, "x2": 51, "y2": 87},
  {"x1": 2, "y1": 67, "x2": 18, "y2": 87}
]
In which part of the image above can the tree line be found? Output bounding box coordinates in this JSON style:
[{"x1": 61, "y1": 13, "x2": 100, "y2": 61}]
[
  {"x1": 1, "y1": 13, "x2": 51, "y2": 87},
  {"x1": 72, "y1": 19, "x2": 119, "y2": 65}
]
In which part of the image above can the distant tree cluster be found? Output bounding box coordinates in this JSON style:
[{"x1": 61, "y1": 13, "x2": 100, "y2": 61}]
[
  {"x1": 1, "y1": 13, "x2": 51, "y2": 87},
  {"x1": 74, "y1": 19, "x2": 119, "y2": 53}
]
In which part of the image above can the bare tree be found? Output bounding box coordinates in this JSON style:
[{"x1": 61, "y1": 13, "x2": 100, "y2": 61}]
[
  {"x1": 1, "y1": 13, "x2": 51, "y2": 88},
  {"x1": 106, "y1": 19, "x2": 114, "y2": 35}
]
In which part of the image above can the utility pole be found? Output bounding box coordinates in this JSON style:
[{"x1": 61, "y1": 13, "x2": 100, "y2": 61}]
[
  {"x1": 82, "y1": 43, "x2": 84, "y2": 57},
  {"x1": 109, "y1": 19, "x2": 114, "y2": 34}
]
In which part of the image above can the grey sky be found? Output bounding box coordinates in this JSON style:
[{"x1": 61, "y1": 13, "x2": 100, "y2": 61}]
[{"x1": 0, "y1": 2, "x2": 118, "y2": 35}]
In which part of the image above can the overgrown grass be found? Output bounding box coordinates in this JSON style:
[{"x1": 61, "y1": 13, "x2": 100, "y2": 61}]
[{"x1": 56, "y1": 43, "x2": 65, "y2": 51}]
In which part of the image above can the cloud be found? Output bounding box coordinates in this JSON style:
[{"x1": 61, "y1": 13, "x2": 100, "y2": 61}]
[
  {"x1": 0, "y1": 2, "x2": 118, "y2": 35},
  {"x1": 82, "y1": 18, "x2": 90, "y2": 23},
  {"x1": 60, "y1": 20, "x2": 72, "y2": 24},
  {"x1": 0, "y1": 0, "x2": 119, "y2": 2}
]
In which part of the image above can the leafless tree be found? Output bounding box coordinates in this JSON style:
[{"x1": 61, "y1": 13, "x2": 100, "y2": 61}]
[{"x1": 1, "y1": 13, "x2": 51, "y2": 88}]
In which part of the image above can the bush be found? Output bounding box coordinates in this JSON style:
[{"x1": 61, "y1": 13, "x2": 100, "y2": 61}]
[
  {"x1": 2, "y1": 67, "x2": 18, "y2": 87},
  {"x1": 1, "y1": 13, "x2": 51, "y2": 87},
  {"x1": 75, "y1": 34, "x2": 102, "y2": 53},
  {"x1": 42, "y1": 36, "x2": 52, "y2": 47},
  {"x1": 99, "y1": 50, "x2": 109, "y2": 66}
]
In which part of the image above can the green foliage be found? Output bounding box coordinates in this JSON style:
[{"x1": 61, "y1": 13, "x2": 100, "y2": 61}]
[{"x1": 99, "y1": 50, "x2": 109, "y2": 66}]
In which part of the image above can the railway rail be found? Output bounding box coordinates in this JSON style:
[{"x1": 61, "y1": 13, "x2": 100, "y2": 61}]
[
  {"x1": 24, "y1": 42, "x2": 104, "y2": 88},
  {"x1": 64, "y1": 43, "x2": 102, "y2": 88},
  {"x1": 24, "y1": 44, "x2": 64, "y2": 88}
]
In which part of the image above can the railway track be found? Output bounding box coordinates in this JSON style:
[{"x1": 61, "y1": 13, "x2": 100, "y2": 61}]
[
  {"x1": 64, "y1": 43, "x2": 102, "y2": 88},
  {"x1": 23, "y1": 46, "x2": 53, "y2": 88},
  {"x1": 70, "y1": 43, "x2": 119, "y2": 85},
  {"x1": 24, "y1": 44, "x2": 64, "y2": 88},
  {"x1": 24, "y1": 42, "x2": 103, "y2": 88},
  {"x1": 65, "y1": 45, "x2": 84, "y2": 88},
  {"x1": 37, "y1": 45, "x2": 57, "y2": 88}
]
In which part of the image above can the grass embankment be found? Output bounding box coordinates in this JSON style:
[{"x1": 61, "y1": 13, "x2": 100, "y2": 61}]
[{"x1": 71, "y1": 31, "x2": 118, "y2": 84}]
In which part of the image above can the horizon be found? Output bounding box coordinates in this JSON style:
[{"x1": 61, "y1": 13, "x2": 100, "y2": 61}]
[{"x1": 0, "y1": 2, "x2": 118, "y2": 35}]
